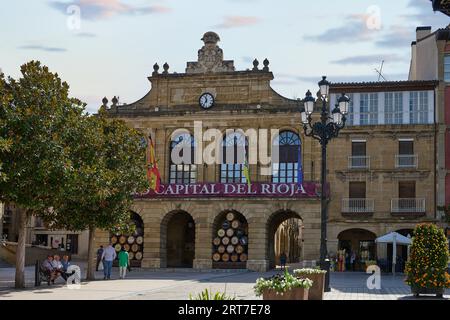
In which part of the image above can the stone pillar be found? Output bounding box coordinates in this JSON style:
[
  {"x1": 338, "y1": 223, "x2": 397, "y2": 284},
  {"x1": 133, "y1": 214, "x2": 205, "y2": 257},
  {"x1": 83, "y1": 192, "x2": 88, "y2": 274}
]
[
  {"x1": 302, "y1": 222, "x2": 321, "y2": 261},
  {"x1": 141, "y1": 215, "x2": 163, "y2": 268},
  {"x1": 193, "y1": 217, "x2": 213, "y2": 269},
  {"x1": 247, "y1": 218, "x2": 269, "y2": 272}
]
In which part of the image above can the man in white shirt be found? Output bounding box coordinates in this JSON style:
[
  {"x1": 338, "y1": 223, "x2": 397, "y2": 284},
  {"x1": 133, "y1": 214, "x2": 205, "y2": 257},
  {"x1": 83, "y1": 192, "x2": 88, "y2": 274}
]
[{"x1": 101, "y1": 243, "x2": 117, "y2": 280}]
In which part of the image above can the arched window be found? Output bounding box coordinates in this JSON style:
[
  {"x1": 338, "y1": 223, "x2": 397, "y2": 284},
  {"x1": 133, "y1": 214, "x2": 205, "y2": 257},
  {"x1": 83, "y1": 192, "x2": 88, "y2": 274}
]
[
  {"x1": 169, "y1": 133, "x2": 196, "y2": 184},
  {"x1": 220, "y1": 131, "x2": 248, "y2": 183},
  {"x1": 272, "y1": 131, "x2": 301, "y2": 183}
]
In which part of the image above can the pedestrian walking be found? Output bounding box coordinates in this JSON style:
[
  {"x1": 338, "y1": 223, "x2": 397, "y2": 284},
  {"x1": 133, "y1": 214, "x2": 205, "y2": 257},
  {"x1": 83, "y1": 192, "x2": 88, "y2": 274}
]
[
  {"x1": 96, "y1": 245, "x2": 104, "y2": 271},
  {"x1": 101, "y1": 243, "x2": 116, "y2": 280},
  {"x1": 118, "y1": 248, "x2": 129, "y2": 279},
  {"x1": 279, "y1": 252, "x2": 287, "y2": 271}
]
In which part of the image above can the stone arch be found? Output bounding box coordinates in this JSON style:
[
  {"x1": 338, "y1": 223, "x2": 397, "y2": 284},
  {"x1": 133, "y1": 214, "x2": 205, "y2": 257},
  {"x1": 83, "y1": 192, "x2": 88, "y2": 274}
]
[
  {"x1": 211, "y1": 209, "x2": 249, "y2": 269},
  {"x1": 337, "y1": 228, "x2": 377, "y2": 272},
  {"x1": 266, "y1": 209, "x2": 303, "y2": 269},
  {"x1": 160, "y1": 210, "x2": 196, "y2": 268}
]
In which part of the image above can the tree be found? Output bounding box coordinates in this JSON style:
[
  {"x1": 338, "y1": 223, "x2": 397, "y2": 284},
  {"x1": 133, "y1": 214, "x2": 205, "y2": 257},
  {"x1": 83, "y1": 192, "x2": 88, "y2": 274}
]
[
  {"x1": 0, "y1": 61, "x2": 84, "y2": 288},
  {"x1": 405, "y1": 224, "x2": 450, "y2": 293},
  {"x1": 44, "y1": 109, "x2": 148, "y2": 280}
]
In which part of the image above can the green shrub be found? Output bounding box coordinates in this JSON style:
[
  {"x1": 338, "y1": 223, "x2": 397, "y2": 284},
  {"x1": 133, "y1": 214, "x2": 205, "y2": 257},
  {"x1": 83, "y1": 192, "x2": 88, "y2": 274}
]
[
  {"x1": 405, "y1": 224, "x2": 450, "y2": 289},
  {"x1": 189, "y1": 288, "x2": 236, "y2": 300},
  {"x1": 293, "y1": 268, "x2": 327, "y2": 276}
]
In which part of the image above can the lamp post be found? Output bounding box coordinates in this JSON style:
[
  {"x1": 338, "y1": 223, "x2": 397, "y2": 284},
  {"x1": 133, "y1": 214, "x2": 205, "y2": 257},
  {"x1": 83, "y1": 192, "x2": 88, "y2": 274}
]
[{"x1": 300, "y1": 76, "x2": 350, "y2": 292}]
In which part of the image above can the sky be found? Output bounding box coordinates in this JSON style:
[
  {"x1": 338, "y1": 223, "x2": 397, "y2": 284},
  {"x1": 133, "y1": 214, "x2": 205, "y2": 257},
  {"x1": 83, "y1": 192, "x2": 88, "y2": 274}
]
[{"x1": 0, "y1": 0, "x2": 449, "y2": 113}]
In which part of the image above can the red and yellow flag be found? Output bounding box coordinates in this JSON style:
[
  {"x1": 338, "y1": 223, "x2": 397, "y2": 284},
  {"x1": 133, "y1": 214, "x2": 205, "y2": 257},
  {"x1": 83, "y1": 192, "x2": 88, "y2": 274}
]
[{"x1": 147, "y1": 135, "x2": 161, "y2": 192}]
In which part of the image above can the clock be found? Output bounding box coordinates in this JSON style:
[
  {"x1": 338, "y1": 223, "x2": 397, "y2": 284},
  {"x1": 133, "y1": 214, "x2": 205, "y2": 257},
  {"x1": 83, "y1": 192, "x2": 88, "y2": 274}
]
[{"x1": 199, "y1": 93, "x2": 215, "y2": 109}]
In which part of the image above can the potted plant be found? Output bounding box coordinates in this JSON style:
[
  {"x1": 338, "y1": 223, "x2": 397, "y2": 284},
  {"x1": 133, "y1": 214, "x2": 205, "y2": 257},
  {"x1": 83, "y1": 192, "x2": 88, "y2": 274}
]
[
  {"x1": 293, "y1": 268, "x2": 327, "y2": 300},
  {"x1": 254, "y1": 270, "x2": 313, "y2": 300},
  {"x1": 405, "y1": 224, "x2": 450, "y2": 298}
]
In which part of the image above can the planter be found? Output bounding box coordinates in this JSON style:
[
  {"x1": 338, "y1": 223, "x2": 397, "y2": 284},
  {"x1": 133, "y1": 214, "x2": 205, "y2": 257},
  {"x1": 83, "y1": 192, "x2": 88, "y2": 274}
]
[
  {"x1": 262, "y1": 288, "x2": 309, "y2": 300},
  {"x1": 411, "y1": 286, "x2": 444, "y2": 298},
  {"x1": 296, "y1": 273, "x2": 325, "y2": 300}
]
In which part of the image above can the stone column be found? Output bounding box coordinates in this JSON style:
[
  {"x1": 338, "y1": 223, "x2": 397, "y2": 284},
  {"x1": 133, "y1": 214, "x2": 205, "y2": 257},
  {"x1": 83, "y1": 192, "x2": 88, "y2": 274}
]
[
  {"x1": 246, "y1": 218, "x2": 269, "y2": 272},
  {"x1": 141, "y1": 215, "x2": 163, "y2": 268},
  {"x1": 302, "y1": 221, "x2": 321, "y2": 262},
  {"x1": 193, "y1": 217, "x2": 213, "y2": 269}
]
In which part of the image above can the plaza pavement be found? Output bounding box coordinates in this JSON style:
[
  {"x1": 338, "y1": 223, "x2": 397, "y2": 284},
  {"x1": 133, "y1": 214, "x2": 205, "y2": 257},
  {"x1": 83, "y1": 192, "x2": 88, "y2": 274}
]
[{"x1": 0, "y1": 262, "x2": 448, "y2": 300}]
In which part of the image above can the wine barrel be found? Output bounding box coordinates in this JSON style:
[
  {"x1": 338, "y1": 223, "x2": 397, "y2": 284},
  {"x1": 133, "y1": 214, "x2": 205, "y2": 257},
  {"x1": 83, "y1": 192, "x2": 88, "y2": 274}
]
[
  {"x1": 222, "y1": 221, "x2": 230, "y2": 230},
  {"x1": 124, "y1": 244, "x2": 130, "y2": 252},
  {"x1": 239, "y1": 236, "x2": 248, "y2": 246},
  {"x1": 222, "y1": 253, "x2": 230, "y2": 262},
  {"x1": 218, "y1": 245, "x2": 225, "y2": 254},
  {"x1": 213, "y1": 253, "x2": 221, "y2": 262},
  {"x1": 222, "y1": 237, "x2": 230, "y2": 245},
  {"x1": 231, "y1": 220, "x2": 240, "y2": 229},
  {"x1": 127, "y1": 236, "x2": 135, "y2": 244},
  {"x1": 235, "y1": 245, "x2": 244, "y2": 254},
  {"x1": 128, "y1": 252, "x2": 135, "y2": 260},
  {"x1": 131, "y1": 244, "x2": 139, "y2": 252},
  {"x1": 226, "y1": 228, "x2": 234, "y2": 237},
  {"x1": 119, "y1": 236, "x2": 127, "y2": 244},
  {"x1": 217, "y1": 229, "x2": 225, "y2": 237},
  {"x1": 231, "y1": 253, "x2": 238, "y2": 262},
  {"x1": 226, "y1": 245, "x2": 234, "y2": 254},
  {"x1": 135, "y1": 252, "x2": 143, "y2": 260},
  {"x1": 213, "y1": 237, "x2": 221, "y2": 246},
  {"x1": 111, "y1": 236, "x2": 118, "y2": 244},
  {"x1": 136, "y1": 236, "x2": 143, "y2": 245},
  {"x1": 226, "y1": 212, "x2": 235, "y2": 221},
  {"x1": 239, "y1": 253, "x2": 248, "y2": 262},
  {"x1": 231, "y1": 236, "x2": 239, "y2": 245},
  {"x1": 236, "y1": 230, "x2": 244, "y2": 237},
  {"x1": 114, "y1": 244, "x2": 122, "y2": 252}
]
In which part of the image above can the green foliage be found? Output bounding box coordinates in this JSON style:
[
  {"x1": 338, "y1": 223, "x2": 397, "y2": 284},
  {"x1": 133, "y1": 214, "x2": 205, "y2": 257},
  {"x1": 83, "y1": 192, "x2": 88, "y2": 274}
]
[
  {"x1": 254, "y1": 270, "x2": 313, "y2": 297},
  {"x1": 293, "y1": 267, "x2": 327, "y2": 276},
  {"x1": 0, "y1": 61, "x2": 84, "y2": 214},
  {"x1": 189, "y1": 288, "x2": 236, "y2": 300},
  {"x1": 405, "y1": 224, "x2": 450, "y2": 289}
]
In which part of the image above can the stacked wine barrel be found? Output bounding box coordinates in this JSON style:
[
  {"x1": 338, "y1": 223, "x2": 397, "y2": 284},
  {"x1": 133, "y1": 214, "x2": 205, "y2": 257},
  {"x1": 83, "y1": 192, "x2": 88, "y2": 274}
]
[
  {"x1": 110, "y1": 231, "x2": 144, "y2": 267},
  {"x1": 212, "y1": 212, "x2": 248, "y2": 266}
]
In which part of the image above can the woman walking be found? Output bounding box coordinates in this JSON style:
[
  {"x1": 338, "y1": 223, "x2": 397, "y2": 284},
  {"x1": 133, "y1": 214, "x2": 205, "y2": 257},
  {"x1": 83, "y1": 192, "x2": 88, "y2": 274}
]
[{"x1": 118, "y1": 248, "x2": 129, "y2": 279}]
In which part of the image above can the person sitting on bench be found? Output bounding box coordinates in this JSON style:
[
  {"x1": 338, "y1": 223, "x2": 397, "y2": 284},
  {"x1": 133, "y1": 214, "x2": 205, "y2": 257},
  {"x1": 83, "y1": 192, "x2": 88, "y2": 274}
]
[
  {"x1": 61, "y1": 255, "x2": 75, "y2": 282},
  {"x1": 42, "y1": 255, "x2": 58, "y2": 284}
]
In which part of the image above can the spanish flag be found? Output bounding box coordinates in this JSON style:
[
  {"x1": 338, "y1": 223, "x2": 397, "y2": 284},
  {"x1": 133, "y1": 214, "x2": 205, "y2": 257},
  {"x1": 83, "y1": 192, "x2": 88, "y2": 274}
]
[{"x1": 147, "y1": 135, "x2": 161, "y2": 192}]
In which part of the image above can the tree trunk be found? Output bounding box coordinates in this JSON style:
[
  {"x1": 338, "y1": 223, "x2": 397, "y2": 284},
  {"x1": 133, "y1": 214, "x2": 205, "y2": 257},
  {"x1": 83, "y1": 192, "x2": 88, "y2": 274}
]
[
  {"x1": 86, "y1": 226, "x2": 96, "y2": 280},
  {"x1": 15, "y1": 209, "x2": 29, "y2": 288}
]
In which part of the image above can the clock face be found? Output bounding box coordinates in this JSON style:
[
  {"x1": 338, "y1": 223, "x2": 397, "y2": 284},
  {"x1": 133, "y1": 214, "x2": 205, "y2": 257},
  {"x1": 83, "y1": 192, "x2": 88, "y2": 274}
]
[{"x1": 199, "y1": 93, "x2": 214, "y2": 109}]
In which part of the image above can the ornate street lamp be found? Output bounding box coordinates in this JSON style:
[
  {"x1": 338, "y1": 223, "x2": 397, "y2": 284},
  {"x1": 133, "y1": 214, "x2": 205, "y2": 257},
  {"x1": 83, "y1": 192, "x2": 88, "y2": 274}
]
[{"x1": 300, "y1": 76, "x2": 350, "y2": 292}]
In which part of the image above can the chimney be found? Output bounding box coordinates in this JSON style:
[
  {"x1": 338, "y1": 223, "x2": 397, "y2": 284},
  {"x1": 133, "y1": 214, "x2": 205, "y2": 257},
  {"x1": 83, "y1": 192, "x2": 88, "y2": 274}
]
[{"x1": 416, "y1": 26, "x2": 431, "y2": 41}]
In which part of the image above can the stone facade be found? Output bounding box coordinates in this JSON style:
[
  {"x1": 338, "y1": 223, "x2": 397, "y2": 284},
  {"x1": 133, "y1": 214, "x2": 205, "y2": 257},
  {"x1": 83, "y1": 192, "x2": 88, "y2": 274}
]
[{"x1": 97, "y1": 32, "x2": 440, "y2": 271}]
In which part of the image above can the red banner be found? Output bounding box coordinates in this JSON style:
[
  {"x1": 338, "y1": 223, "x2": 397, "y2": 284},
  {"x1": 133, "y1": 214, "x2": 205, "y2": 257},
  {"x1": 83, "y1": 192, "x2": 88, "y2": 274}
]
[{"x1": 135, "y1": 182, "x2": 326, "y2": 199}]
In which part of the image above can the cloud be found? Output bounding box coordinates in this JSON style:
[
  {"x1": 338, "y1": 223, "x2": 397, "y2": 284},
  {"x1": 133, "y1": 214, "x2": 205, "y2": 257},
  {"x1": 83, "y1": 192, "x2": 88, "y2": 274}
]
[
  {"x1": 375, "y1": 25, "x2": 414, "y2": 48},
  {"x1": 214, "y1": 16, "x2": 261, "y2": 29},
  {"x1": 405, "y1": 0, "x2": 449, "y2": 26},
  {"x1": 49, "y1": 0, "x2": 171, "y2": 21},
  {"x1": 304, "y1": 14, "x2": 380, "y2": 43},
  {"x1": 331, "y1": 54, "x2": 406, "y2": 65},
  {"x1": 74, "y1": 32, "x2": 97, "y2": 37},
  {"x1": 18, "y1": 45, "x2": 67, "y2": 52}
]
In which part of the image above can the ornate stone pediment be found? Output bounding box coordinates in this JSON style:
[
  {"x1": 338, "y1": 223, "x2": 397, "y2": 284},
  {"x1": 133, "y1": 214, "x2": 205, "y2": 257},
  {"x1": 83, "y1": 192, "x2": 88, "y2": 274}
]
[{"x1": 186, "y1": 32, "x2": 235, "y2": 74}]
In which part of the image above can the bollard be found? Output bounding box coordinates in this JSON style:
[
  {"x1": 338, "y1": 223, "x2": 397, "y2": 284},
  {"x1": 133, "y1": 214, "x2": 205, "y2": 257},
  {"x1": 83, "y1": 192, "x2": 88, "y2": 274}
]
[{"x1": 34, "y1": 260, "x2": 40, "y2": 287}]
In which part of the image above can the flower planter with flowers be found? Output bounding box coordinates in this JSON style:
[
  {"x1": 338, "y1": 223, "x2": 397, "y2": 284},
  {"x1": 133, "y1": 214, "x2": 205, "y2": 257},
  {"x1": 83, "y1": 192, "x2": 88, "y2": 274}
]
[
  {"x1": 254, "y1": 270, "x2": 313, "y2": 300},
  {"x1": 293, "y1": 268, "x2": 327, "y2": 300},
  {"x1": 405, "y1": 224, "x2": 450, "y2": 298}
]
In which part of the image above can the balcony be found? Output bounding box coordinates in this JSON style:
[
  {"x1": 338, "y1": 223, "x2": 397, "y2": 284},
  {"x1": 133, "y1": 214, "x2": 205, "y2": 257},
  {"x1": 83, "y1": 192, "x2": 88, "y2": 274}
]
[
  {"x1": 391, "y1": 198, "x2": 425, "y2": 214},
  {"x1": 348, "y1": 156, "x2": 370, "y2": 169},
  {"x1": 342, "y1": 198, "x2": 374, "y2": 214},
  {"x1": 395, "y1": 155, "x2": 418, "y2": 169}
]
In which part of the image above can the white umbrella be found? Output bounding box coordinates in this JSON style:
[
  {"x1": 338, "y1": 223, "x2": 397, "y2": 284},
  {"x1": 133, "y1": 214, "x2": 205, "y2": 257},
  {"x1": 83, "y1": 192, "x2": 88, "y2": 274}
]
[{"x1": 375, "y1": 232, "x2": 412, "y2": 275}]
